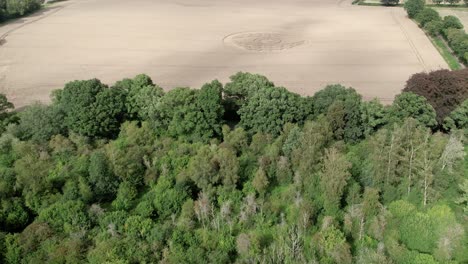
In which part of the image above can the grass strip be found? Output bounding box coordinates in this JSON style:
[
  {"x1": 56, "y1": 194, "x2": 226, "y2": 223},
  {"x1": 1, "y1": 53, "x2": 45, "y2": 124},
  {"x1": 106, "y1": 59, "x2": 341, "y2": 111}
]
[{"x1": 429, "y1": 35, "x2": 463, "y2": 70}]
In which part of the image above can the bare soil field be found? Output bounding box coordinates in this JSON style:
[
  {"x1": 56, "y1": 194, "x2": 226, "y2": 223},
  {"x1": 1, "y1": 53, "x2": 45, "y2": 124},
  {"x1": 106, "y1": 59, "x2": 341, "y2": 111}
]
[{"x1": 0, "y1": 0, "x2": 448, "y2": 107}]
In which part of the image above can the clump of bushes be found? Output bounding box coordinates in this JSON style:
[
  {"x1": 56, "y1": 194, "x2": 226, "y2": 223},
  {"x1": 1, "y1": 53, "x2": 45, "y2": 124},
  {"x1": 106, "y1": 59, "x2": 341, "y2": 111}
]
[
  {"x1": 0, "y1": 0, "x2": 41, "y2": 22},
  {"x1": 404, "y1": 0, "x2": 425, "y2": 18},
  {"x1": 407, "y1": 3, "x2": 468, "y2": 65},
  {"x1": 381, "y1": 0, "x2": 400, "y2": 6}
]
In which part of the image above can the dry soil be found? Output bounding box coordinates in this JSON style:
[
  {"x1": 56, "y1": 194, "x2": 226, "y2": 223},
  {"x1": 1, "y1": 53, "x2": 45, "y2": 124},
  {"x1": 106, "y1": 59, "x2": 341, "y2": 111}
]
[{"x1": 0, "y1": 0, "x2": 448, "y2": 107}]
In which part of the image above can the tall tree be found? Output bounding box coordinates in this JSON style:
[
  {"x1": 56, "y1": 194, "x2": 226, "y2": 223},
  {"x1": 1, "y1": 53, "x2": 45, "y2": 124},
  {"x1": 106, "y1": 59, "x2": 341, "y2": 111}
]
[{"x1": 320, "y1": 148, "x2": 352, "y2": 216}]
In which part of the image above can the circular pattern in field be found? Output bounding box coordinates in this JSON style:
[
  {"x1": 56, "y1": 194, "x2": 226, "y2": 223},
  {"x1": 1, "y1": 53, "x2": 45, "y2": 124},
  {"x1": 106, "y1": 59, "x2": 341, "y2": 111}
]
[{"x1": 224, "y1": 32, "x2": 305, "y2": 52}]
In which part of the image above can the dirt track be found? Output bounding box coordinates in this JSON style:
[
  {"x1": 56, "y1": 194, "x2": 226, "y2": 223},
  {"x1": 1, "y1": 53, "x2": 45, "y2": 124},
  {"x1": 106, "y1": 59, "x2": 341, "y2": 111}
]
[{"x1": 0, "y1": 0, "x2": 448, "y2": 107}]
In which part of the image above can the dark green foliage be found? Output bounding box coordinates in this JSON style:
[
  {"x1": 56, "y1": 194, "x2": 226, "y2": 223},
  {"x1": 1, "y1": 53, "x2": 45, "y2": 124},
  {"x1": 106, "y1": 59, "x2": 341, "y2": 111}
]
[
  {"x1": 381, "y1": 0, "x2": 399, "y2": 5},
  {"x1": 388, "y1": 92, "x2": 437, "y2": 128},
  {"x1": 416, "y1": 8, "x2": 441, "y2": 27},
  {"x1": 5, "y1": 0, "x2": 40, "y2": 17},
  {"x1": 443, "y1": 99, "x2": 468, "y2": 130},
  {"x1": 443, "y1": 15, "x2": 464, "y2": 30},
  {"x1": 424, "y1": 20, "x2": 443, "y2": 37},
  {"x1": 16, "y1": 103, "x2": 65, "y2": 143},
  {"x1": 88, "y1": 151, "x2": 119, "y2": 201},
  {"x1": 0, "y1": 94, "x2": 14, "y2": 134},
  {"x1": 404, "y1": 0, "x2": 425, "y2": 18},
  {"x1": 313, "y1": 85, "x2": 364, "y2": 142},
  {"x1": 114, "y1": 74, "x2": 164, "y2": 120},
  {"x1": 238, "y1": 86, "x2": 310, "y2": 136},
  {"x1": 151, "y1": 81, "x2": 224, "y2": 141},
  {"x1": 56, "y1": 79, "x2": 126, "y2": 138}
]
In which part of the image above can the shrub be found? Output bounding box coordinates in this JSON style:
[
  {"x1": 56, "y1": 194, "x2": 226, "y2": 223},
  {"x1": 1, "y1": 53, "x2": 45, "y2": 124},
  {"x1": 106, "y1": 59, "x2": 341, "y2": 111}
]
[
  {"x1": 416, "y1": 8, "x2": 441, "y2": 27},
  {"x1": 445, "y1": 0, "x2": 461, "y2": 4},
  {"x1": 404, "y1": 0, "x2": 425, "y2": 19},
  {"x1": 381, "y1": 0, "x2": 399, "y2": 5},
  {"x1": 424, "y1": 20, "x2": 443, "y2": 36},
  {"x1": 5, "y1": 0, "x2": 40, "y2": 17},
  {"x1": 443, "y1": 15, "x2": 464, "y2": 30},
  {"x1": 432, "y1": 0, "x2": 444, "y2": 4}
]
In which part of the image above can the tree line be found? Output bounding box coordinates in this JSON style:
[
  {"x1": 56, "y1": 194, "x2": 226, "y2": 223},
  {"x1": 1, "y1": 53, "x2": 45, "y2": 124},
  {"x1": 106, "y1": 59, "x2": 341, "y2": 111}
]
[
  {"x1": 0, "y1": 0, "x2": 42, "y2": 23},
  {"x1": 0, "y1": 70, "x2": 466, "y2": 263}
]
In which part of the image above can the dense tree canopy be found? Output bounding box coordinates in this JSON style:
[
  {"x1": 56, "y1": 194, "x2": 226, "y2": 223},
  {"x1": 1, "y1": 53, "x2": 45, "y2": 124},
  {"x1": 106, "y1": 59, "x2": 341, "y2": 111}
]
[{"x1": 0, "y1": 71, "x2": 466, "y2": 263}]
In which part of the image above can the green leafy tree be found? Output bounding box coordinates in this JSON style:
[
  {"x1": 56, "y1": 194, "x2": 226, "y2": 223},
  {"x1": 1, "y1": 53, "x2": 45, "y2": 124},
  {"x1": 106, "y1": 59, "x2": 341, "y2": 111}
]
[
  {"x1": 313, "y1": 84, "x2": 364, "y2": 142},
  {"x1": 239, "y1": 86, "x2": 310, "y2": 136},
  {"x1": 151, "y1": 82, "x2": 224, "y2": 141},
  {"x1": 38, "y1": 200, "x2": 90, "y2": 233},
  {"x1": 56, "y1": 79, "x2": 126, "y2": 138},
  {"x1": 111, "y1": 181, "x2": 137, "y2": 211},
  {"x1": 404, "y1": 0, "x2": 425, "y2": 18},
  {"x1": 88, "y1": 151, "x2": 120, "y2": 201},
  {"x1": 0, "y1": 198, "x2": 29, "y2": 231},
  {"x1": 320, "y1": 148, "x2": 352, "y2": 216},
  {"x1": 388, "y1": 92, "x2": 437, "y2": 128},
  {"x1": 223, "y1": 72, "x2": 275, "y2": 115},
  {"x1": 360, "y1": 99, "x2": 388, "y2": 136},
  {"x1": 443, "y1": 99, "x2": 468, "y2": 130},
  {"x1": 16, "y1": 103, "x2": 65, "y2": 143},
  {"x1": 114, "y1": 74, "x2": 164, "y2": 120}
]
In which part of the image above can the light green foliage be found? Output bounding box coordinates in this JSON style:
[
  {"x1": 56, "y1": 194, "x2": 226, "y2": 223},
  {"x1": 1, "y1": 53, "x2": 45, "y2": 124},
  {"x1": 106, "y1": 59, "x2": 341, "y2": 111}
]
[
  {"x1": 152, "y1": 176, "x2": 187, "y2": 219},
  {"x1": 38, "y1": 200, "x2": 89, "y2": 233},
  {"x1": 388, "y1": 92, "x2": 437, "y2": 128},
  {"x1": 320, "y1": 148, "x2": 352, "y2": 216},
  {"x1": 404, "y1": 0, "x2": 425, "y2": 19},
  {"x1": 112, "y1": 181, "x2": 137, "y2": 211},
  {"x1": 455, "y1": 179, "x2": 468, "y2": 213}
]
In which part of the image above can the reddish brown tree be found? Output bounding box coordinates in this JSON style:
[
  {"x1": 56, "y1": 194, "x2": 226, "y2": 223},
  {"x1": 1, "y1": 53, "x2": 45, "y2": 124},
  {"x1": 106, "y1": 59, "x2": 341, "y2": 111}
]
[{"x1": 403, "y1": 69, "x2": 468, "y2": 124}]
